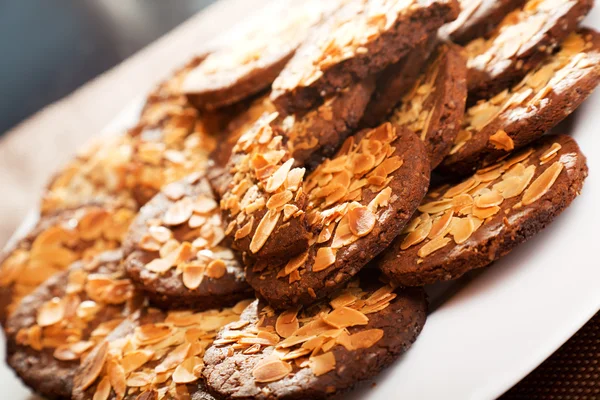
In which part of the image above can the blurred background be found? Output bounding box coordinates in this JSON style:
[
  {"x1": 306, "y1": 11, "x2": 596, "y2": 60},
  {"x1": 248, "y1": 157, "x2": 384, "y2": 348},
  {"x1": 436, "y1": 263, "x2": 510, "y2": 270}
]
[{"x1": 0, "y1": 0, "x2": 217, "y2": 136}]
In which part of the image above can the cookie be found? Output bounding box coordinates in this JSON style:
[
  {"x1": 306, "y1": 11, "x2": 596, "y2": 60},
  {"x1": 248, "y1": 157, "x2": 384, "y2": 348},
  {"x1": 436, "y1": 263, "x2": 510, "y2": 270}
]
[
  {"x1": 0, "y1": 205, "x2": 135, "y2": 324},
  {"x1": 465, "y1": 0, "x2": 593, "y2": 101},
  {"x1": 182, "y1": 0, "x2": 340, "y2": 110},
  {"x1": 440, "y1": 0, "x2": 527, "y2": 44},
  {"x1": 388, "y1": 42, "x2": 468, "y2": 168},
  {"x1": 278, "y1": 79, "x2": 375, "y2": 170},
  {"x1": 71, "y1": 300, "x2": 251, "y2": 400},
  {"x1": 41, "y1": 58, "x2": 225, "y2": 214},
  {"x1": 123, "y1": 174, "x2": 252, "y2": 309},
  {"x1": 220, "y1": 113, "x2": 311, "y2": 263},
  {"x1": 443, "y1": 29, "x2": 600, "y2": 176},
  {"x1": 361, "y1": 35, "x2": 437, "y2": 127},
  {"x1": 203, "y1": 275, "x2": 427, "y2": 399},
  {"x1": 208, "y1": 94, "x2": 276, "y2": 198},
  {"x1": 5, "y1": 250, "x2": 143, "y2": 399},
  {"x1": 377, "y1": 134, "x2": 588, "y2": 286},
  {"x1": 246, "y1": 123, "x2": 430, "y2": 309},
  {"x1": 270, "y1": 0, "x2": 460, "y2": 114}
]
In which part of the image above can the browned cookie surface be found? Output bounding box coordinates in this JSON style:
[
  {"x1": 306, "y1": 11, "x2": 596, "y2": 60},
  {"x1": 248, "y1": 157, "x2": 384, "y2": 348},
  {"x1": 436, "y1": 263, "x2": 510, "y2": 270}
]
[
  {"x1": 0, "y1": 205, "x2": 135, "y2": 324},
  {"x1": 444, "y1": 29, "x2": 600, "y2": 176},
  {"x1": 203, "y1": 276, "x2": 427, "y2": 400},
  {"x1": 72, "y1": 301, "x2": 250, "y2": 400},
  {"x1": 389, "y1": 42, "x2": 468, "y2": 168},
  {"x1": 378, "y1": 134, "x2": 588, "y2": 286},
  {"x1": 465, "y1": 0, "x2": 593, "y2": 101},
  {"x1": 270, "y1": 0, "x2": 460, "y2": 114},
  {"x1": 5, "y1": 250, "x2": 142, "y2": 399},
  {"x1": 220, "y1": 113, "x2": 311, "y2": 263},
  {"x1": 361, "y1": 34, "x2": 437, "y2": 127},
  {"x1": 124, "y1": 174, "x2": 252, "y2": 310},
  {"x1": 182, "y1": 0, "x2": 341, "y2": 110},
  {"x1": 440, "y1": 0, "x2": 527, "y2": 44},
  {"x1": 246, "y1": 123, "x2": 430, "y2": 309}
]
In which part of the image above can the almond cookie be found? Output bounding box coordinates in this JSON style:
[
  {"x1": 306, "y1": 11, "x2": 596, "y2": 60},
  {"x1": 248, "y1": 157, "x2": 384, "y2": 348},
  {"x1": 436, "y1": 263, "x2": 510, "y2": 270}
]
[
  {"x1": 220, "y1": 113, "x2": 311, "y2": 263},
  {"x1": 270, "y1": 0, "x2": 460, "y2": 114},
  {"x1": 123, "y1": 174, "x2": 252, "y2": 310},
  {"x1": 182, "y1": 0, "x2": 341, "y2": 110},
  {"x1": 388, "y1": 42, "x2": 468, "y2": 168},
  {"x1": 440, "y1": 0, "x2": 527, "y2": 44},
  {"x1": 0, "y1": 205, "x2": 135, "y2": 324},
  {"x1": 465, "y1": 0, "x2": 593, "y2": 101},
  {"x1": 203, "y1": 275, "x2": 427, "y2": 399},
  {"x1": 41, "y1": 58, "x2": 225, "y2": 215},
  {"x1": 71, "y1": 300, "x2": 251, "y2": 400},
  {"x1": 444, "y1": 29, "x2": 600, "y2": 176},
  {"x1": 377, "y1": 134, "x2": 588, "y2": 286},
  {"x1": 361, "y1": 35, "x2": 437, "y2": 127},
  {"x1": 246, "y1": 123, "x2": 430, "y2": 309},
  {"x1": 5, "y1": 250, "x2": 143, "y2": 400}
]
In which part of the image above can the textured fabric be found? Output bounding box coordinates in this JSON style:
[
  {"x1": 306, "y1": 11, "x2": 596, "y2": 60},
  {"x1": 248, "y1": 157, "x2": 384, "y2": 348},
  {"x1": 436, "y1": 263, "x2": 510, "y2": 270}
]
[{"x1": 502, "y1": 312, "x2": 600, "y2": 399}]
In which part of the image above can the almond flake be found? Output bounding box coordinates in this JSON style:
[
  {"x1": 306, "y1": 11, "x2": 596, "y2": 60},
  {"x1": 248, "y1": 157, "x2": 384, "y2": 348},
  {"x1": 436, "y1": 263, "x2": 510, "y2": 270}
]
[
  {"x1": 206, "y1": 259, "x2": 227, "y2": 279},
  {"x1": 444, "y1": 177, "x2": 479, "y2": 198},
  {"x1": 156, "y1": 343, "x2": 191, "y2": 373},
  {"x1": 92, "y1": 376, "x2": 111, "y2": 400},
  {"x1": 249, "y1": 210, "x2": 280, "y2": 253},
  {"x1": 276, "y1": 313, "x2": 300, "y2": 338},
  {"x1": 163, "y1": 197, "x2": 194, "y2": 226},
  {"x1": 489, "y1": 129, "x2": 514, "y2": 151},
  {"x1": 121, "y1": 349, "x2": 154, "y2": 374},
  {"x1": 235, "y1": 216, "x2": 254, "y2": 240},
  {"x1": 279, "y1": 252, "x2": 309, "y2": 277},
  {"x1": 401, "y1": 216, "x2": 432, "y2": 250},
  {"x1": 312, "y1": 247, "x2": 336, "y2": 272},
  {"x1": 472, "y1": 205, "x2": 501, "y2": 219},
  {"x1": 79, "y1": 341, "x2": 108, "y2": 390},
  {"x1": 323, "y1": 306, "x2": 368, "y2": 329},
  {"x1": 37, "y1": 297, "x2": 65, "y2": 327},
  {"x1": 107, "y1": 360, "x2": 126, "y2": 399},
  {"x1": 347, "y1": 206, "x2": 376, "y2": 237},
  {"x1": 145, "y1": 258, "x2": 173, "y2": 273},
  {"x1": 252, "y1": 358, "x2": 292, "y2": 383},
  {"x1": 522, "y1": 161, "x2": 563, "y2": 205},
  {"x1": 308, "y1": 351, "x2": 336, "y2": 376},
  {"x1": 162, "y1": 182, "x2": 186, "y2": 200},
  {"x1": 349, "y1": 329, "x2": 384, "y2": 349},
  {"x1": 474, "y1": 190, "x2": 504, "y2": 208},
  {"x1": 149, "y1": 226, "x2": 173, "y2": 244},
  {"x1": 266, "y1": 159, "x2": 294, "y2": 193},
  {"x1": 428, "y1": 210, "x2": 454, "y2": 239},
  {"x1": 417, "y1": 235, "x2": 451, "y2": 258},
  {"x1": 182, "y1": 264, "x2": 205, "y2": 290},
  {"x1": 267, "y1": 190, "x2": 293, "y2": 210},
  {"x1": 540, "y1": 142, "x2": 562, "y2": 161}
]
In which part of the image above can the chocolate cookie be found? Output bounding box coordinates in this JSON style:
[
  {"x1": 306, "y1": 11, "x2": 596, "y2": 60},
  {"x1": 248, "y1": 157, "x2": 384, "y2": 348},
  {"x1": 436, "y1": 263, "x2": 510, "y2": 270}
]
[
  {"x1": 41, "y1": 58, "x2": 225, "y2": 214},
  {"x1": 203, "y1": 275, "x2": 427, "y2": 399},
  {"x1": 182, "y1": 0, "x2": 340, "y2": 110},
  {"x1": 377, "y1": 134, "x2": 588, "y2": 286},
  {"x1": 443, "y1": 29, "x2": 600, "y2": 176},
  {"x1": 72, "y1": 300, "x2": 250, "y2": 400},
  {"x1": 123, "y1": 174, "x2": 252, "y2": 309},
  {"x1": 361, "y1": 35, "x2": 437, "y2": 127},
  {"x1": 270, "y1": 0, "x2": 460, "y2": 114},
  {"x1": 440, "y1": 0, "x2": 527, "y2": 44},
  {"x1": 0, "y1": 205, "x2": 135, "y2": 324},
  {"x1": 465, "y1": 0, "x2": 593, "y2": 101},
  {"x1": 388, "y1": 42, "x2": 468, "y2": 168},
  {"x1": 246, "y1": 123, "x2": 430, "y2": 309},
  {"x1": 220, "y1": 113, "x2": 311, "y2": 263},
  {"x1": 5, "y1": 250, "x2": 143, "y2": 399}
]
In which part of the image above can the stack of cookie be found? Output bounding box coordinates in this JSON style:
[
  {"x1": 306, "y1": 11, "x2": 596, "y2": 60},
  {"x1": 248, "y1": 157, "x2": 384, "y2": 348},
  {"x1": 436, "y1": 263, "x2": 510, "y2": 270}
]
[{"x1": 1, "y1": 0, "x2": 599, "y2": 398}]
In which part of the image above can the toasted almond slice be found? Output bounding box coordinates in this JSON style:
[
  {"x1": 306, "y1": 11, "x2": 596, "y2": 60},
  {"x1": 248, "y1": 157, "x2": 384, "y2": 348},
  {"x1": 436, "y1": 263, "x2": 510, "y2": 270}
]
[
  {"x1": 472, "y1": 205, "x2": 501, "y2": 219},
  {"x1": 474, "y1": 189, "x2": 504, "y2": 208},
  {"x1": 92, "y1": 376, "x2": 111, "y2": 400},
  {"x1": 37, "y1": 297, "x2": 65, "y2": 327},
  {"x1": 428, "y1": 210, "x2": 453, "y2": 240},
  {"x1": 323, "y1": 306, "x2": 368, "y2": 329},
  {"x1": 540, "y1": 142, "x2": 562, "y2": 161},
  {"x1": 182, "y1": 264, "x2": 205, "y2": 290},
  {"x1": 522, "y1": 161, "x2": 563, "y2": 205},
  {"x1": 163, "y1": 197, "x2": 194, "y2": 226},
  {"x1": 79, "y1": 341, "x2": 108, "y2": 391},
  {"x1": 162, "y1": 182, "x2": 186, "y2": 200},
  {"x1": 249, "y1": 210, "x2": 280, "y2": 253},
  {"x1": 401, "y1": 216, "x2": 432, "y2": 250},
  {"x1": 349, "y1": 328, "x2": 384, "y2": 350},
  {"x1": 489, "y1": 129, "x2": 514, "y2": 151},
  {"x1": 121, "y1": 349, "x2": 154, "y2": 375},
  {"x1": 276, "y1": 313, "x2": 300, "y2": 338},
  {"x1": 418, "y1": 198, "x2": 454, "y2": 214},
  {"x1": 347, "y1": 205, "x2": 376, "y2": 237},
  {"x1": 312, "y1": 247, "x2": 336, "y2": 272},
  {"x1": 107, "y1": 359, "x2": 126, "y2": 399},
  {"x1": 266, "y1": 159, "x2": 295, "y2": 193},
  {"x1": 193, "y1": 195, "x2": 218, "y2": 213},
  {"x1": 156, "y1": 343, "x2": 191, "y2": 373},
  {"x1": 417, "y1": 235, "x2": 451, "y2": 258},
  {"x1": 308, "y1": 351, "x2": 336, "y2": 376},
  {"x1": 252, "y1": 358, "x2": 292, "y2": 383},
  {"x1": 206, "y1": 259, "x2": 227, "y2": 279},
  {"x1": 443, "y1": 177, "x2": 479, "y2": 199},
  {"x1": 267, "y1": 190, "x2": 294, "y2": 210}
]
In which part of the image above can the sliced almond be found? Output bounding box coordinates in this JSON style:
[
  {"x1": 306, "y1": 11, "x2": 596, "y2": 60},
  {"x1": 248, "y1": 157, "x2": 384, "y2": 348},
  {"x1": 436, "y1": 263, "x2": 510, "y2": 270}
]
[
  {"x1": 92, "y1": 376, "x2": 111, "y2": 400},
  {"x1": 249, "y1": 210, "x2": 280, "y2": 253},
  {"x1": 347, "y1": 206, "x2": 376, "y2": 237},
  {"x1": 163, "y1": 197, "x2": 194, "y2": 226},
  {"x1": 323, "y1": 306, "x2": 368, "y2": 329},
  {"x1": 37, "y1": 297, "x2": 65, "y2": 327},
  {"x1": 79, "y1": 341, "x2": 108, "y2": 391},
  {"x1": 252, "y1": 358, "x2": 292, "y2": 383},
  {"x1": 489, "y1": 129, "x2": 514, "y2": 151},
  {"x1": 349, "y1": 328, "x2": 384, "y2": 349},
  {"x1": 312, "y1": 247, "x2": 336, "y2": 272},
  {"x1": 308, "y1": 351, "x2": 336, "y2": 376},
  {"x1": 266, "y1": 159, "x2": 294, "y2": 193},
  {"x1": 417, "y1": 235, "x2": 451, "y2": 258},
  {"x1": 522, "y1": 161, "x2": 563, "y2": 205}
]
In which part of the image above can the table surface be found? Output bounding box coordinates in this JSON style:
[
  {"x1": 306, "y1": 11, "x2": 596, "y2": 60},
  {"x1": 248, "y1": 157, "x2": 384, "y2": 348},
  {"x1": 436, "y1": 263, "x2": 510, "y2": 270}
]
[{"x1": 0, "y1": 0, "x2": 597, "y2": 398}]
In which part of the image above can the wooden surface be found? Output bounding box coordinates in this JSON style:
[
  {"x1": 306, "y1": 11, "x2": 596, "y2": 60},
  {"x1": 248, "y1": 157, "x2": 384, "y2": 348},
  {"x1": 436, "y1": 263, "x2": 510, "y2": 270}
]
[{"x1": 0, "y1": 0, "x2": 271, "y2": 247}]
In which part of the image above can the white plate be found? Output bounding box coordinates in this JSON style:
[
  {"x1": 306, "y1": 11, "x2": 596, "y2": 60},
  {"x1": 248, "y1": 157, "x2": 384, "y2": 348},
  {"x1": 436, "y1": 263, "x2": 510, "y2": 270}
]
[{"x1": 2, "y1": 9, "x2": 600, "y2": 400}]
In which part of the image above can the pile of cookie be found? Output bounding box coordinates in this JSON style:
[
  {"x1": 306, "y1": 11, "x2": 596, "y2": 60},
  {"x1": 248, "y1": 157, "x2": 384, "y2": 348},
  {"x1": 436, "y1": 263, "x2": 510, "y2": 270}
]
[{"x1": 1, "y1": 0, "x2": 599, "y2": 398}]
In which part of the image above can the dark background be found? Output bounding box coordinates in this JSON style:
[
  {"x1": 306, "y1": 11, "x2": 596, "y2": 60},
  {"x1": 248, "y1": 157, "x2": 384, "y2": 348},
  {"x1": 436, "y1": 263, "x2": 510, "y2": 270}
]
[{"x1": 0, "y1": 0, "x2": 217, "y2": 136}]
